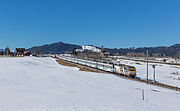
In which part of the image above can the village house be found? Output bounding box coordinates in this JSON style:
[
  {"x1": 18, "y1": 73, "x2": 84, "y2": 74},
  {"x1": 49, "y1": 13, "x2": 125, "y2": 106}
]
[
  {"x1": 0, "y1": 49, "x2": 4, "y2": 55},
  {"x1": 15, "y1": 48, "x2": 26, "y2": 56},
  {"x1": 100, "y1": 50, "x2": 110, "y2": 57},
  {"x1": 100, "y1": 46, "x2": 110, "y2": 57}
]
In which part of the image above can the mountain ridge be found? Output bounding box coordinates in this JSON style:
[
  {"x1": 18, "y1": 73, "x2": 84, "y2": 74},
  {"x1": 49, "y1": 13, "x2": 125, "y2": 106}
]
[{"x1": 27, "y1": 42, "x2": 180, "y2": 57}]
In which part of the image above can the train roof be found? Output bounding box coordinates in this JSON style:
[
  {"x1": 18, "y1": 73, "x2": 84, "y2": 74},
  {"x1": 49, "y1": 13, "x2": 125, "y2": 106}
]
[{"x1": 60, "y1": 55, "x2": 136, "y2": 68}]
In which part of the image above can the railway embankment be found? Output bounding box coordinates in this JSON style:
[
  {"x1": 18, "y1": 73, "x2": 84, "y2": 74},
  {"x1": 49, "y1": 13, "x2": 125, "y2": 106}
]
[{"x1": 56, "y1": 59, "x2": 105, "y2": 73}]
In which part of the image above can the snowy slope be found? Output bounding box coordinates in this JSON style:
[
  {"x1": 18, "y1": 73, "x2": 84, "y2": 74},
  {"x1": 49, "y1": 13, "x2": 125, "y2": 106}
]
[
  {"x1": 76, "y1": 45, "x2": 101, "y2": 53},
  {"x1": 117, "y1": 59, "x2": 180, "y2": 87},
  {"x1": 0, "y1": 57, "x2": 180, "y2": 111},
  {"x1": 114, "y1": 56, "x2": 180, "y2": 64}
]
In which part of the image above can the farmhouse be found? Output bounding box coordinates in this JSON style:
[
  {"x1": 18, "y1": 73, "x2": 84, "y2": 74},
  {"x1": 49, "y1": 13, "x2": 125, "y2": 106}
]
[
  {"x1": 0, "y1": 49, "x2": 4, "y2": 55},
  {"x1": 15, "y1": 48, "x2": 26, "y2": 56}
]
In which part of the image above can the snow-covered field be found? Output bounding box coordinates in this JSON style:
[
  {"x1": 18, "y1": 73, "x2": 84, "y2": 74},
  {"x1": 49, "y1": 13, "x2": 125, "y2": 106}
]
[
  {"x1": 114, "y1": 56, "x2": 180, "y2": 64},
  {"x1": 117, "y1": 59, "x2": 180, "y2": 87},
  {"x1": 0, "y1": 57, "x2": 180, "y2": 111}
]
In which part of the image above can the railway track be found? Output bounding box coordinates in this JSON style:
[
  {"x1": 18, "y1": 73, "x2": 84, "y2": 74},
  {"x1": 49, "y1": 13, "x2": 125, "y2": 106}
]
[{"x1": 58, "y1": 58, "x2": 180, "y2": 92}]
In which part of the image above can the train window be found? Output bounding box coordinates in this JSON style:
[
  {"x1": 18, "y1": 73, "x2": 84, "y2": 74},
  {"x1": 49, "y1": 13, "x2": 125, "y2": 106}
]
[{"x1": 129, "y1": 69, "x2": 136, "y2": 71}]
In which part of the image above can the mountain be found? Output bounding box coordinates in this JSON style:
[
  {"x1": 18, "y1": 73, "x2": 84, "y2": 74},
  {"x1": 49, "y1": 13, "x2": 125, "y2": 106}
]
[
  {"x1": 27, "y1": 42, "x2": 180, "y2": 57},
  {"x1": 27, "y1": 42, "x2": 81, "y2": 54},
  {"x1": 169, "y1": 44, "x2": 180, "y2": 49},
  {"x1": 104, "y1": 44, "x2": 180, "y2": 57}
]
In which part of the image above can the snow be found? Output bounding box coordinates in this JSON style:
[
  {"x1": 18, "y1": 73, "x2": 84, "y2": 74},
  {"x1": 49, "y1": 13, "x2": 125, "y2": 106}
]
[
  {"x1": 114, "y1": 56, "x2": 180, "y2": 64},
  {"x1": 117, "y1": 59, "x2": 180, "y2": 87},
  {"x1": 76, "y1": 45, "x2": 101, "y2": 53},
  {"x1": 0, "y1": 57, "x2": 180, "y2": 111}
]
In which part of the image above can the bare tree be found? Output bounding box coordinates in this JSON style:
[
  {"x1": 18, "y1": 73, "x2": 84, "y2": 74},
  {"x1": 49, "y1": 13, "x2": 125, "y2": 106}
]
[
  {"x1": 176, "y1": 50, "x2": 180, "y2": 59},
  {"x1": 5, "y1": 47, "x2": 10, "y2": 56},
  {"x1": 36, "y1": 47, "x2": 41, "y2": 56},
  {"x1": 72, "y1": 48, "x2": 77, "y2": 55}
]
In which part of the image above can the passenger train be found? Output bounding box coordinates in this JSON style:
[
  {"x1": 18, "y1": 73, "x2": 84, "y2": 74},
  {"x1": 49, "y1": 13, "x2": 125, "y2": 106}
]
[{"x1": 58, "y1": 55, "x2": 136, "y2": 77}]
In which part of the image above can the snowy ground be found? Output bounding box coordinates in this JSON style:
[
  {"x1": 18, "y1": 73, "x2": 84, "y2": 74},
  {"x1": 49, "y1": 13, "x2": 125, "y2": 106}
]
[
  {"x1": 0, "y1": 57, "x2": 180, "y2": 111},
  {"x1": 114, "y1": 56, "x2": 180, "y2": 64},
  {"x1": 117, "y1": 59, "x2": 180, "y2": 87}
]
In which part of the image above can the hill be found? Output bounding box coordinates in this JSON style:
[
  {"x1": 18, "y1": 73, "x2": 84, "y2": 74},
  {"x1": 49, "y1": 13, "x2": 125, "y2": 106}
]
[
  {"x1": 105, "y1": 44, "x2": 180, "y2": 57},
  {"x1": 27, "y1": 42, "x2": 180, "y2": 57},
  {"x1": 27, "y1": 42, "x2": 81, "y2": 54}
]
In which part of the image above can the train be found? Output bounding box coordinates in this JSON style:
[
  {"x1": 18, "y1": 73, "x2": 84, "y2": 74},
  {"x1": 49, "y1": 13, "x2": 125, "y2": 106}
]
[{"x1": 58, "y1": 55, "x2": 137, "y2": 78}]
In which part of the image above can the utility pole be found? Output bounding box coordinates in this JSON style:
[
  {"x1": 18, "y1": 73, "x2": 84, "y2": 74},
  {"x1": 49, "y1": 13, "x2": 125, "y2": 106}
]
[
  {"x1": 146, "y1": 50, "x2": 149, "y2": 84},
  {"x1": 96, "y1": 49, "x2": 98, "y2": 72},
  {"x1": 113, "y1": 64, "x2": 115, "y2": 73},
  {"x1": 152, "y1": 65, "x2": 156, "y2": 82},
  {"x1": 72, "y1": 48, "x2": 76, "y2": 63}
]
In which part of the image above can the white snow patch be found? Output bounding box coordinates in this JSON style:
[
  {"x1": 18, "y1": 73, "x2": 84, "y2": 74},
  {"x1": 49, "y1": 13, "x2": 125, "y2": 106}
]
[{"x1": 76, "y1": 45, "x2": 101, "y2": 53}]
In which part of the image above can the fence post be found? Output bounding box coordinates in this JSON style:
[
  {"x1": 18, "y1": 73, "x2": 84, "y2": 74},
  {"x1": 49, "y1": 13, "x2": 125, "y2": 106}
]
[{"x1": 142, "y1": 89, "x2": 144, "y2": 101}]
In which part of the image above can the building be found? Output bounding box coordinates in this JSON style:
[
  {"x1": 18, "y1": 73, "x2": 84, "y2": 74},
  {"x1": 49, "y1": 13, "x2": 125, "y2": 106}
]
[
  {"x1": 100, "y1": 50, "x2": 110, "y2": 57},
  {"x1": 100, "y1": 45, "x2": 110, "y2": 57},
  {"x1": 0, "y1": 49, "x2": 4, "y2": 55},
  {"x1": 15, "y1": 48, "x2": 26, "y2": 56}
]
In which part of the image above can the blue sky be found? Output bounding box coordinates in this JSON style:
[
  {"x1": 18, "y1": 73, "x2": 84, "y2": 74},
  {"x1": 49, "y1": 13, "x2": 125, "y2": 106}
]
[{"x1": 0, "y1": 0, "x2": 180, "y2": 50}]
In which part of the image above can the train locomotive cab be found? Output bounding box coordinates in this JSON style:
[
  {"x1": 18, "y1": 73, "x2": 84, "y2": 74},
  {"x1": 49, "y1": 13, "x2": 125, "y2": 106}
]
[{"x1": 128, "y1": 66, "x2": 136, "y2": 78}]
